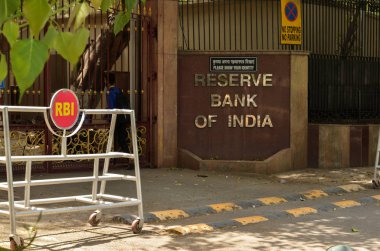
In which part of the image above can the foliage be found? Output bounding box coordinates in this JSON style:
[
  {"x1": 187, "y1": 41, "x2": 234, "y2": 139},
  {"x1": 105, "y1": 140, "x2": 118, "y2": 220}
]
[{"x1": 0, "y1": 0, "x2": 140, "y2": 102}]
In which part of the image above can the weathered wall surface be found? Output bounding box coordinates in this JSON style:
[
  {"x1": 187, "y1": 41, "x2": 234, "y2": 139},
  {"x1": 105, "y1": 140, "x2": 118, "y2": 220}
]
[{"x1": 308, "y1": 124, "x2": 376, "y2": 169}]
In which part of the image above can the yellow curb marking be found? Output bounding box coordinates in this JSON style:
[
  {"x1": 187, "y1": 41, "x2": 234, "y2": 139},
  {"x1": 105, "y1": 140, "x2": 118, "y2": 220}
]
[
  {"x1": 151, "y1": 210, "x2": 190, "y2": 221},
  {"x1": 287, "y1": 207, "x2": 317, "y2": 217},
  {"x1": 371, "y1": 195, "x2": 380, "y2": 200},
  {"x1": 234, "y1": 216, "x2": 268, "y2": 225},
  {"x1": 152, "y1": 184, "x2": 364, "y2": 223},
  {"x1": 338, "y1": 184, "x2": 365, "y2": 192},
  {"x1": 333, "y1": 200, "x2": 361, "y2": 208},
  {"x1": 166, "y1": 224, "x2": 214, "y2": 235},
  {"x1": 302, "y1": 190, "x2": 328, "y2": 199},
  {"x1": 258, "y1": 197, "x2": 287, "y2": 205},
  {"x1": 208, "y1": 203, "x2": 239, "y2": 212}
]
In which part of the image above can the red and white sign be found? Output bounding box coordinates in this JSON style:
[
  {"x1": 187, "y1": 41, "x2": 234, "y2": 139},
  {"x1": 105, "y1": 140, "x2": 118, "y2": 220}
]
[{"x1": 50, "y1": 89, "x2": 80, "y2": 130}]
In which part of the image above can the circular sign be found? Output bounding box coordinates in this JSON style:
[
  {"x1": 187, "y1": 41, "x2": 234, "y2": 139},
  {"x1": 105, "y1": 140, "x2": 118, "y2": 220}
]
[
  {"x1": 50, "y1": 89, "x2": 80, "y2": 130},
  {"x1": 285, "y1": 2, "x2": 298, "y2": 22}
]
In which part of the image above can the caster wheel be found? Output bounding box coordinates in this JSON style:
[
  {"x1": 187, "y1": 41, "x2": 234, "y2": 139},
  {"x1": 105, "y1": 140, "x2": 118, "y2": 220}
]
[
  {"x1": 10, "y1": 236, "x2": 24, "y2": 250},
  {"x1": 88, "y1": 210, "x2": 102, "y2": 226},
  {"x1": 373, "y1": 180, "x2": 379, "y2": 189},
  {"x1": 131, "y1": 219, "x2": 142, "y2": 234}
]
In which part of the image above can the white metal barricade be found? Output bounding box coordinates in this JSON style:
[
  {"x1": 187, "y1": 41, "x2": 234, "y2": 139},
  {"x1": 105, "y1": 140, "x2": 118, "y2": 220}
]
[
  {"x1": 373, "y1": 128, "x2": 380, "y2": 188},
  {"x1": 0, "y1": 106, "x2": 144, "y2": 249}
]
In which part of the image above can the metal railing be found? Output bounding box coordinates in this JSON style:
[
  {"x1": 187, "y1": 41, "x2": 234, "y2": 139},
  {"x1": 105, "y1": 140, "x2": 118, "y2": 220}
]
[
  {"x1": 309, "y1": 55, "x2": 380, "y2": 123},
  {"x1": 0, "y1": 1, "x2": 155, "y2": 167},
  {"x1": 178, "y1": 0, "x2": 380, "y2": 57}
]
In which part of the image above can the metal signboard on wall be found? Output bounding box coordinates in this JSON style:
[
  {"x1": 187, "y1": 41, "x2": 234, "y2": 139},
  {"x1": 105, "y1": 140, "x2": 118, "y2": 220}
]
[
  {"x1": 209, "y1": 57, "x2": 257, "y2": 72},
  {"x1": 178, "y1": 53, "x2": 291, "y2": 161},
  {"x1": 281, "y1": 0, "x2": 302, "y2": 45}
]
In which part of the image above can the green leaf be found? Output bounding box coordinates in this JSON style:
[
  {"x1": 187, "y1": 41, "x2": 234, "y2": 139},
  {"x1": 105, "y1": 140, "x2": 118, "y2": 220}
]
[
  {"x1": 10, "y1": 40, "x2": 49, "y2": 102},
  {"x1": 2, "y1": 21, "x2": 19, "y2": 47},
  {"x1": 0, "y1": 54, "x2": 7, "y2": 83},
  {"x1": 24, "y1": 0, "x2": 52, "y2": 37},
  {"x1": 0, "y1": 245, "x2": 11, "y2": 251},
  {"x1": 101, "y1": 0, "x2": 112, "y2": 12},
  {"x1": 113, "y1": 12, "x2": 129, "y2": 35},
  {"x1": 41, "y1": 26, "x2": 58, "y2": 48},
  {"x1": 351, "y1": 227, "x2": 359, "y2": 232},
  {"x1": 91, "y1": 0, "x2": 103, "y2": 10},
  {"x1": 66, "y1": 5, "x2": 78, "y2": 30},
  {"x1": 125, "y1": 0, "x2": 137, "y2": 13},
  {"x1": 74, "y1": 2, "x2": 91, "y2": 30},
  {"x1": 54, "y1": 28, "x2": 89, "y2": 65},
  {"x1": 0, "y1": 0, "x2": 20, "y2": 26}
]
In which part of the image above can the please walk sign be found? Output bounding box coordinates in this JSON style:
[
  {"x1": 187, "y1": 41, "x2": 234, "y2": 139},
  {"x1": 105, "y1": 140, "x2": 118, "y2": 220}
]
[{"x1": 281, "y1": 0, "x2": 302, "y2": 45}]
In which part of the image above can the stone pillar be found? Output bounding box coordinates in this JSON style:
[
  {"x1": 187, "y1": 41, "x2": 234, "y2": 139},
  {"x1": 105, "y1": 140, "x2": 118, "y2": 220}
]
[
  {"x1": 156, "y1": 0, "x2": 178, "y2": 167},
  {"x1": 290, "y1": 53, "x2": 308, "y2": 169},
  {"x1": 318, "y1": 125, "x2": 350, "y2": 168}
]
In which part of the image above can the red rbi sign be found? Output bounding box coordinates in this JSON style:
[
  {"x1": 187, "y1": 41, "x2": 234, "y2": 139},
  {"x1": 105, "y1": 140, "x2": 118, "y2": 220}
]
[{"x1": 50, "y1": 89, "x2": 80, "y2": 129}]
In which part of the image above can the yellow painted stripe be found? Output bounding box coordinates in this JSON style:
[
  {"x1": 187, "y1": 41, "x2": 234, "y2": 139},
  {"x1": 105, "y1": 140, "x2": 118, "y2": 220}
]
[
  {"x1": 258, "y1": 197, "x2": 287, "y2": 205},
  {"x1": 208, "y1": 203, "x2": 239, "y2": 212},
  {"x1": 234, "y1": 216, "x2": 268, "y2": 225},
  {"x1": 371, "y1": 195, "x2": 380, "y2": 200},
  {"x1": 302, "y1": 190, "x2": 328, "y2": 199},
  {"x1": 338, "y1": 184, "x2": 365, "y2": 192},
  {"x1": 287, "y1": 207, "x2": 317, "y2": 217},
  {"x1": 166, "y1": 224, "x2": 214, "y2": 235},
  {"x1": 151, "y1": 210, "x2": 190, "y2": 221},
  {"x1": 333, "y1": 200, "x2": 361, "y2": 208}
]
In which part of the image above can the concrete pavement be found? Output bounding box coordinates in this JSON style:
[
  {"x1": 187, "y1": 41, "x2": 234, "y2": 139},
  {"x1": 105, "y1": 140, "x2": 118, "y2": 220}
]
[{"x1": 0, "y1": 166, "x2": 377, "y2": 250}]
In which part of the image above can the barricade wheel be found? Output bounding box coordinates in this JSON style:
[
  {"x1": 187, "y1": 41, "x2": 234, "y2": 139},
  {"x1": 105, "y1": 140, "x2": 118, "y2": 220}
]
[
  {"x1": 131, "y1": 219, "x2": 142, "y2": 234},
  {"x1": 88, "y1": 210, "x2": 101, "y2": 226},
  {"x1": 373, "y1": 180, "x2": 379, "y2": 189},
  {"x1": 10, "y1": 236, "x2": 24, "y2": 250}
]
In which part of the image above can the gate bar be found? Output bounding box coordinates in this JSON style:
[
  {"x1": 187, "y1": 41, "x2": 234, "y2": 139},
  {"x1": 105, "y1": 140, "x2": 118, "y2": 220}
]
[
  {"x1": 24, "y1": 161, "x2": 32, "y2": 208},
  {"x1": 2, "y1": 107, "x2": 17, "y2": 237},
  {"x1": 92, "y1": 158, "x2": 100, "y2": 201},
  {"x1": 99, "y1": 114, "x2": 117, "y2": 195}
]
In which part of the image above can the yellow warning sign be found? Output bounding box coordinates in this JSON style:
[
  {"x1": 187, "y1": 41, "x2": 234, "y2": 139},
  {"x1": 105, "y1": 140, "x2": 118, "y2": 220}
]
[{"x1": 281, "y1": 0, "x2": 302, "y2": 45}]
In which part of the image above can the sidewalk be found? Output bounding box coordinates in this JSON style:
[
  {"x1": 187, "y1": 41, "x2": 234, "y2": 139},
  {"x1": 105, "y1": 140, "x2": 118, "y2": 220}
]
[{"x1": 0, "y1": 166, "x2": 373, "y2": 249}]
